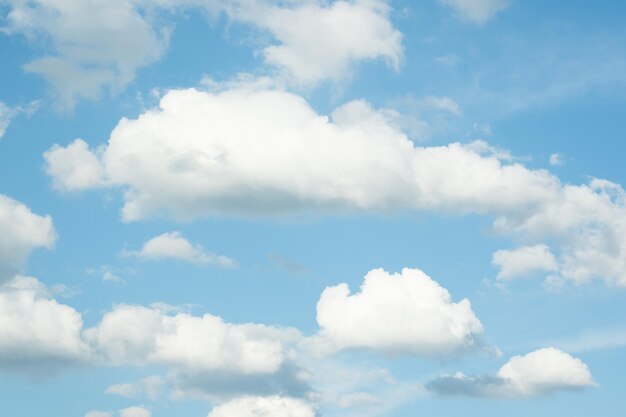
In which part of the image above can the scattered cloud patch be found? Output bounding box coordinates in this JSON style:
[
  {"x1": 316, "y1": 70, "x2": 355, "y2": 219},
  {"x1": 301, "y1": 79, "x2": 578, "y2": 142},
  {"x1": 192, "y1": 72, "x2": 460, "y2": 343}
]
[
  {"x1": 550, "y1": 153, "x2": 564, "y2": 166},
  {"x1": 428, "y1": 347, "x2": 594, "y2": 397},
  {"x1": 439, "y1": 0, "x2": 509, "y2": 24},
  {"x1": 314, "y1": 268, "x2": 484, "y2": 356},
  {"x1": 106, "y1": 376, "x2": 164, "y2": 400},
  {"x1": 124, "y1": 232, "x2": 236, "y2": 267}
]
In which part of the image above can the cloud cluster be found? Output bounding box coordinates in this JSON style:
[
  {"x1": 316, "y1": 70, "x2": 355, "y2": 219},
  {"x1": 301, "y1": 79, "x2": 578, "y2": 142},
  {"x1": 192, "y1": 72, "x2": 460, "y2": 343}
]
[
  {"x1": 44, "y1": 86, "x2": 626, "y2": 288},
  {"x1": 428, "y1": 347, "x2": 594, "y2": 397},
  {"x1": 123, "y1": 231, "x2": 236, "y2": 267},
  {"x1": 1, "y1": 0, "x2": 402, "y2": 106},
  {"x1": 315, "y1": 268, "x2": 484, "y2": 356},
  {"x1": 0, "y1": 194, "x2": 56, "y2": 282}
]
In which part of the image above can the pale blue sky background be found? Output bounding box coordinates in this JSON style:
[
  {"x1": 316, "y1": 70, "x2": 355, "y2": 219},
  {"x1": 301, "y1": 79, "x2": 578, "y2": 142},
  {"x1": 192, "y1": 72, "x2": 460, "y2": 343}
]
[{"x1": 1, "y1": 1, "x2": 626, "y2": 417}]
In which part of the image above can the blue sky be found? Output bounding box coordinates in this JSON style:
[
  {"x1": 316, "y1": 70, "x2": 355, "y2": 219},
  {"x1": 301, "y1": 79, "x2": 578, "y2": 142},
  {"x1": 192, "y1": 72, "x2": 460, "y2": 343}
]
[{"x1": 1, "y1": 1, "x2": 626, "y2": 416}]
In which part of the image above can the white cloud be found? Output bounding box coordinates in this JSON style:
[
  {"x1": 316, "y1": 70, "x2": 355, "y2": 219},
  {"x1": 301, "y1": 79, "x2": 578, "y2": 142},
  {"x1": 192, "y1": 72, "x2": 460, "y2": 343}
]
[
  {"x1": 43, "y1": 86, "x2": 626, "y2": 288},
  {"x1": 439, "y1": 0, "x2": 509, "y2": 24},
  {"x1": 43, "y1": 139, "x2": 107, "y2": 191},
  {"x1": 0, "y1": 102, "x2": 16, "y2": 139},
  {"x1": 106, "y1": 376, "x2": 163, "y2": 400},
  {"x1": 86, "y1": 407, "x2": 150, "y2": 417},
  {"x1": 2, "y1": 0, "x2": 168, "y2": 109},
  {"x1": 125, "y1": 231, "x2": 236, "y2": 267},
  {"x1": 428, "y1": 347, "x2": 594, "y2": 397},
  {"x1": 492, "y1": 244, "x2": 559, "y2": 280},
  {"x1": 550, "y1": 153, "x2": 564, "y2": 166},
  {"x1": 85, "y1": 304, "x2": 300, "y2": 375},
  {"x1": 46, "y1": 87, "x2": 557, "y2": 221},
  {"x1": 0, "y1": 194, "x2": 56, "y2": 282},
  {"x1": 206, "y1": 396, "x2": 315, "y2": 417},
  {"x1": 232, "y1": 0, "x2": 403, "y2": 85},
  {"x1": 119, "y1": 406, "x2": 151, "y2": 417},
  {"x1": 0, "y1": 276, "x2": 90, "y2": 371},
  {"x1": 497, "y1": 348, "x2": 595, "y2": 396},
  {"x1": 314, "y1": 268, "x2": 484, "y2": 356}
]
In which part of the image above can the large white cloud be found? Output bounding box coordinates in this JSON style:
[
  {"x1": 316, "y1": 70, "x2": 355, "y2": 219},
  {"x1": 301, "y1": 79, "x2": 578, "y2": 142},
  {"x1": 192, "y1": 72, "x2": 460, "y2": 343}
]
[
  {"x1": 44, "y1": 86, "x2": 626, "y2": 288},
  {"x1": 123, "y1": 231, "x2": 236, "y2": 267},
  {"x1": 315, "y1": 268, "x2": 484, "y2": 356},
  {"x1": 0, "y1": 276, "x2": 90, "y2": 371},
  {"x1": 206, "y1": 396, "x2": 315, "y2": 417},
  {"x1": 428, "y1": 347, "x2": 594, "y2": 397},
  {"x1": 439, "y1": 0, "x2": 509, "y2": 24},
  {"x1": 46, "y1": 87, "x2": 558, "y2": 221},
  {"x1": 0, "y1": 194, "x2": 56, "y2": 282}
]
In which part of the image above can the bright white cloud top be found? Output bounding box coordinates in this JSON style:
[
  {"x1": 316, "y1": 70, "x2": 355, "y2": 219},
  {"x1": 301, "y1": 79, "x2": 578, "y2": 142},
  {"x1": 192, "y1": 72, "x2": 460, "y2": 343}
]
[
  {"x1": 315, "y1": 268, "x2": 483, "y2": 355},
  {"x1": 428, "y1": 347, "x2": 595, "y2": 397}
]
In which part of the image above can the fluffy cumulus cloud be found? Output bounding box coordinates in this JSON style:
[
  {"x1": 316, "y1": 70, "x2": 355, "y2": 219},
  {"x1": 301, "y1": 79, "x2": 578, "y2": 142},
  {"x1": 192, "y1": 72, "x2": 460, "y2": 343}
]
[
  {"x1": 314, "y1": 268, "x2": 484, "y2": 356},
  {"x1": 43, "y1": 85, "x2": 626, "y2": 288},
  {"x1": 206, "y1": 396, "x2": 315, "y2": 417},
  {"x1": 492, "y1": 244, "x2": 558, "y2": 280},
  {"x1": 0, "y1": 194, "x2": 56, "y2": 282},
  {"x1": 124, "y1": 231, "x2": 236, "y2": 267},
  {"x1": 439, "y1": 0, "x2": 509, "y2": 24},
  {"x1": 43, "y1": 139, "x2": 107, "y2": 191},
  {"x1": 0, "y1": 276, "x2": 90, "y2": 371},
  {"x1": 45, "y1": 87, "x2": 559, "y2": 220},
  {"x1": 428, "y1": 347, "x2": 594, "y2": 398}
]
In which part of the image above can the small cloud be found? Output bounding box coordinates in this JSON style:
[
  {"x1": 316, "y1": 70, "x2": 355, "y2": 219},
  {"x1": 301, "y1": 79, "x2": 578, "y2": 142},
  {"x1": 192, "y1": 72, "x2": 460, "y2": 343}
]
[
  {"x1": 267, "y1": 253, "x2": 308, "y2": 276},
  {"x1": 123, "y1": 232, "x2": 236, "y2": 268},
  {"x1": 428, "y1": 347, "x2": 594, "y2": 398},
  {"x1": 439, "y1": 0, "x2": 509, "y2": 25},
  {"x1": 433, "y1": 55, "x2": 458, "y2": 66},
  {"x1": 106, "y1": 376, "x2": 164, "y2": 400},
  {"x1": 550, "y1": 153, "x2": 564, "y2": 166}
]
